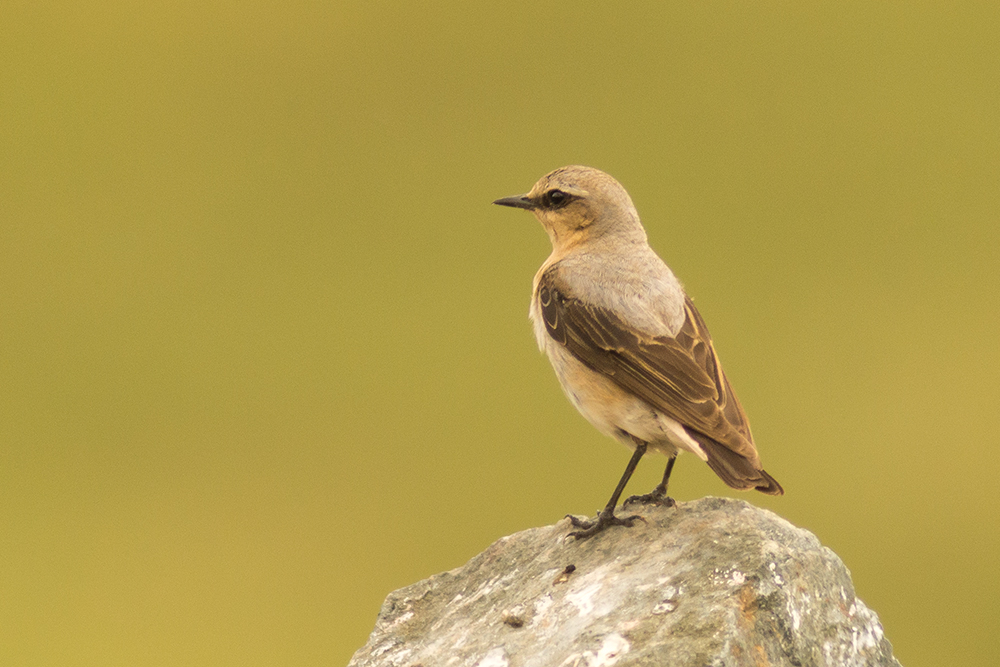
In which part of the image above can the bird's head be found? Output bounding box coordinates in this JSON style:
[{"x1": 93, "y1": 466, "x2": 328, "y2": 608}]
[{"x1": 494, "y1": 165, "x2": 646, "y2": 252}]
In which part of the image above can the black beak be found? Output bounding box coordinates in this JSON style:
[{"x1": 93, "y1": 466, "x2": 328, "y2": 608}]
[{"x1": 492, "y1": 194, "x2": 536, "y2": 210}]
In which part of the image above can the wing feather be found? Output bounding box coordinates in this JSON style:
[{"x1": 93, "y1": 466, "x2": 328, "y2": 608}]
[{"x1": 537, "y1": 268, "x2": 757, "y2": 462}]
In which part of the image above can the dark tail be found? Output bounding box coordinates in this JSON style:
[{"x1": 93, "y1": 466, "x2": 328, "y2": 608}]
[{"x1": 685, "y1": 429, "x2": 784, "y2": 496}]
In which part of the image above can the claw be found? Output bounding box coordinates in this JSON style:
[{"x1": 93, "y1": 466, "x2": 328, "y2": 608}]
[
  {"x1": 566, "y1": 509, "x2": 646, "y2": 540},
  {"x1": 623, "y1": 489, "x2": 676, "y2": 507}
]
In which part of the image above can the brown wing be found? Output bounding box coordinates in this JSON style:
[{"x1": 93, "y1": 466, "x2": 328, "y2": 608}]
[{"x1": 537, "y1": 268, "x2": 783, "y2": 495}]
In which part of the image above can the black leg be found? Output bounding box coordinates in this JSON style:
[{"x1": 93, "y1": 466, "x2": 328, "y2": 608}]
[
  {"x1": 624, "y1": 454, "x2": 678, "y2": 507},
  {"x1": 566, "y1": 438, "x2": 648, "y2": 539}
]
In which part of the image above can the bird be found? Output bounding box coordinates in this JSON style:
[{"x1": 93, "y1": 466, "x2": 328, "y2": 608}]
[{"x1": 494, "y1": 166, "x2": 783, "y2": 539}]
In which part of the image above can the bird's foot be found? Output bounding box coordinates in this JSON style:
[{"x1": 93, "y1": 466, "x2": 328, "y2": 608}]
[
  {"x1": 623, "y1": 487, "x2": 676, "y2": 507},
  {"x1": 565, "y1": 508, "x2": 645, "y2": 540}
]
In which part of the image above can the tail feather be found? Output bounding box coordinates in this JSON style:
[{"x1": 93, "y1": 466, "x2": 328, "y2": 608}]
[{"x1": 686, "y1": 428, "x2": 784, "y2": 496}]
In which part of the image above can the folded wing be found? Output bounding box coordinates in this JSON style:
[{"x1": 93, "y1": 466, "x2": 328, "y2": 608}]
[{"x1": 537, "y1": 267, "x2": 783, "y2": 495}]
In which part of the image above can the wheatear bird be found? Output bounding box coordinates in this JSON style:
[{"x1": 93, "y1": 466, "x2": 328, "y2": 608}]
[{"x1": 494, "y1": 166, "x2": 782, "y2": 539}]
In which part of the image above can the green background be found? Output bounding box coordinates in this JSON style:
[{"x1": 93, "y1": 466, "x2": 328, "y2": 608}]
[{"x1": 3, "y1": 2, "x2": 998, "y2": 665}]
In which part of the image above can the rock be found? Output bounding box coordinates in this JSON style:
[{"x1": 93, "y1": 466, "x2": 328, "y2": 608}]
[{"x1": 349, "y1": 497, "x2": 901, "y2": 667}]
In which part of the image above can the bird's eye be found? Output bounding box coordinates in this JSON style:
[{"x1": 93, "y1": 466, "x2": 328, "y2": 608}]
[{"x1": 546, "y1": 190, "x2": 568, "y2": 207}]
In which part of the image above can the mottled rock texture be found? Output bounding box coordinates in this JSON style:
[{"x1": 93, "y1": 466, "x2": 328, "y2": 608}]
[{"x1": 349, "y1": 497, "x2": 901, "y2": 667}]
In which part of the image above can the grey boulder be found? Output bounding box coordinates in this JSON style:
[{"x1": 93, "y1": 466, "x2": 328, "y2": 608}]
[{"x1": 350, "y1": 497, "x2": 901, "y2": 667}]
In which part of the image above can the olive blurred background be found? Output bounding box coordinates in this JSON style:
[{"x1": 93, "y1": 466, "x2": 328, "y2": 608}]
[{"x1": 2, "y1": 2, "x2": 998, "y2": 666}]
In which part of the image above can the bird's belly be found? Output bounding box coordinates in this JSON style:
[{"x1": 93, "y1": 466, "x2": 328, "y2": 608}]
[{"x1": 542, "y1": 342, "x2": 707, "y2": 461}]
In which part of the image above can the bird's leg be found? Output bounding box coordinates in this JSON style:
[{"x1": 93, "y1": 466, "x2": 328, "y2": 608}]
[
  {"x1": 624, "y1": 454, "x2": 677, "y2": 507},
  {"x1": 566, "y1": 438, "x2": 648, "y2": 539}
]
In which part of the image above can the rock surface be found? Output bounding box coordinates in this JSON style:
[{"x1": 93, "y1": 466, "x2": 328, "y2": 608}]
[{"x1": 349, "y1": 497, "x2": 901, "y2": 667}]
